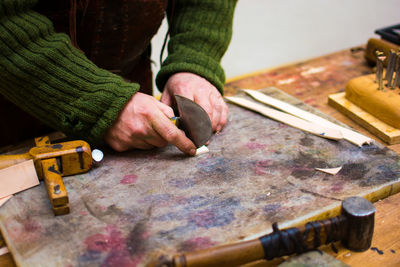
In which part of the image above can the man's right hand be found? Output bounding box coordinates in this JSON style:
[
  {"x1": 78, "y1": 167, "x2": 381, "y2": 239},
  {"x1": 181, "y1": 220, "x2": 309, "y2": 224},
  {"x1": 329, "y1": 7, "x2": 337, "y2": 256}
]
[{"x1": 104, "y1": 92, "x2": 197, "y2": 155}]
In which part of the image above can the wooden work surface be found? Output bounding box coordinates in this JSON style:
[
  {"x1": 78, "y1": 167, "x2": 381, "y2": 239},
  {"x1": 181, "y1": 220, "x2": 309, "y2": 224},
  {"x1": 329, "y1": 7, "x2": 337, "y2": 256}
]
[
  {"x1": 224, "y1": 47, "x2": 400, "y2": 266},
  {"x1": 1, "y1": 47, "x2": 400, "y2": 267}
]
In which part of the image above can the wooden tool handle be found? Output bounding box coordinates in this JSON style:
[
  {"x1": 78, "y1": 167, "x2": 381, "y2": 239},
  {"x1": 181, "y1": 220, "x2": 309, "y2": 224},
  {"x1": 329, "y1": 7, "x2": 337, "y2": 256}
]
[
  {"x1": 170, "y1": 216, "x2": 346, "y2": 267},
  {"x1": 365, "y1": 38, "x2": 399, "y2": 66},
  {"x1": 0, "y1": 153, "x2": 32, "y2": 170},
  {"x1": 172, "y1": 239, "x2": 264, "y2": 267}
]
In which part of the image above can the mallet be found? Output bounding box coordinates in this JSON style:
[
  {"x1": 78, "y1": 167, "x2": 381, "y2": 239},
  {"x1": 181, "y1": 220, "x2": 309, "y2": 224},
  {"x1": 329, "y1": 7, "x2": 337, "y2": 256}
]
[{"x1": 156, "y1": 196, "x2": 375, "y2": 267}]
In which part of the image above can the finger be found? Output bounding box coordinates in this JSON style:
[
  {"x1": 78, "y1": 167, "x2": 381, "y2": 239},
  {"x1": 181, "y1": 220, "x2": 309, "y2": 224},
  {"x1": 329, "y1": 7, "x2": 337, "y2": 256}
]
[
  {"x1": 217, "y1": 100, "x2": 229, "y2": 132},
  {"x1": 131, "y1": 140, "x2": 155, "y2": 150},
  {"x1": 210, "y1": 95, "x2": 222, "y2": 132},
  {"x1": 154, "y1": 99, "x2": 175, "y2": 118},
  {"x1": 142, "y1": 131, "x2": 169, "y2": 148},
  {"x1": 105, "y1": 136, "x2": 131, "y2": 152},
  {"x1": 150, "y1": 111, "x2": 196, "y2": 155},
  {"x1": 160, "y1": 91, "x2": 173, "y2": 106}
]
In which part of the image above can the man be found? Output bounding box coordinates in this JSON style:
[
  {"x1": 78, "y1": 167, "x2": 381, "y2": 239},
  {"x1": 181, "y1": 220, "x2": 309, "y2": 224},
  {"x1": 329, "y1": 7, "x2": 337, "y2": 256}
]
[{"x1": 0, "y1": 0, "x2": 237, "y2": 155}]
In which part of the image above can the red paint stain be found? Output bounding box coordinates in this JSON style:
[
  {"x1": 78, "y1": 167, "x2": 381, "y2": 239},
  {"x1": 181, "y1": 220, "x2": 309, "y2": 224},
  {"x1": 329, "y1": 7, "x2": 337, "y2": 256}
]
[
  {"x1": 120, "y1": 174, "x2": 138, "y2": 185},
  {"x1": 179, "y1": 237, "x2": 217, "y2": 252},
  {"x1": 255, "y1": 160, "x2": 271, "y2": 175},
  {"x1": 331, "y1": 182, "x2": 344, "y2": 193},
  {"x1": 245, "y1": 142, "x2": 267, "y2": 150},
  {"x1": 190, "y1": 210, "x2": 216, "y2": 228},
  {"x1": 7, "y1": 219, "x2": 44, "y2": 245},
  {"x1": 23, "y1": 220, "x2": 41, "y2": 232},
  {"x1": 84, "y1": 226, "x2": 124, "y2": 252},
  {"x1": 83, "y1": 225, "x2": 143, "y2": 267}
]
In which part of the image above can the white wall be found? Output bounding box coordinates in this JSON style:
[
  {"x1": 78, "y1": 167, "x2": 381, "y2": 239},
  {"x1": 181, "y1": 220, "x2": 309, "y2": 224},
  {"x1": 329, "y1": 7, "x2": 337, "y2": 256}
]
[{"x1": 151, "y1": 0, "x2": 400, "y2": 87}]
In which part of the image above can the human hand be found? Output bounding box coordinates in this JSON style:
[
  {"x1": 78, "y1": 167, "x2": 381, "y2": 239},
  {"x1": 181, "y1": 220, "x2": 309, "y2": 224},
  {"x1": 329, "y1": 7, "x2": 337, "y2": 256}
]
[
  {"x1": 104, "y1": 92, "x2": 197, "y2": 155},
  {"x1": 161, "y1": 72, "x2": 228, "y2": 132}
]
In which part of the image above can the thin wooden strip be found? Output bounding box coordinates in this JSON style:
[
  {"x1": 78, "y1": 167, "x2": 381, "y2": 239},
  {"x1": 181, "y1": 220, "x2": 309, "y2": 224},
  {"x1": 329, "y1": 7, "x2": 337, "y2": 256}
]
[
  {"x1": 0, "y1": 160, "x2": 39, "y2": 199},
  {"x1": 0, "y1": 195, "x2": 12, "y2": 207},
  {"x1": 315, "y1": 167, "x2": 343, "y2": 175},
  {"x1": 0, "y1": 246, "x2": 9, "y2": 256},
  {"x1": 243, "y1": 89, "x2": 372, "y2": 147},
  {"x1": 225, "y1": 96, "x2": 343, "y2": 140}
]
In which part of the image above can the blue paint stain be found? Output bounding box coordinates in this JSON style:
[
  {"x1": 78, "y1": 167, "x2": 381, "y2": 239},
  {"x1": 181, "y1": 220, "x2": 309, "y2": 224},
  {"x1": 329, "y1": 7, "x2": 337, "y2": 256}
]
[
  {"x1": 377, "y1": 165, "x2": 400, "y2": 179},
  {"x1": 78, "y1": 250, "x2": 103, "y2": 263},
  {"x1": 183, "y1": 195, "x2": 218, "y2": 208},
  {"x1": 196, "y1": 157, "x2": 230, "y2": 173},
  {"x1": 189, "y1": 208, "x2": 235, "y2": 229},
  {"x1": 155, "y1": 212, "x2": 185, "y2": 221},
  {"x1": 263, "y1": 203, "x2": 281, "y2": 216},
  {"x1": 188, "y1": 197, "x2": 241, "y2": 229},
  {"x1": 157, "y1": 196, "x2": 241, "y2": 236},
  {"x1": 142, "y1": 194, "x2": 172, "y2": 204},
  {"x1": 168, "y1": 178, "x2": 195, "y2": 189}
]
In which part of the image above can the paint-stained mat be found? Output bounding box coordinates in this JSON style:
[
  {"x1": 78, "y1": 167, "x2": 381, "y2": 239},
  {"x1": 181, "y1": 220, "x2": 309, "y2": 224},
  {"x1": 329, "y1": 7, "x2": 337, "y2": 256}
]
[{"x1": 0, "y1": 88, "x2": 399, "y2": 267}]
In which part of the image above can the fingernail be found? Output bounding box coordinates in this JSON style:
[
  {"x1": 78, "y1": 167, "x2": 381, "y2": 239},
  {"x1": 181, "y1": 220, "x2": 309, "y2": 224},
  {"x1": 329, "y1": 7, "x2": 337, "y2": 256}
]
[
  {"x1": 216, "y1": 126, "x2": 221, "y2": 132},
  {"x1": 189, "y1": 149, "x2": 196, "y2": 155}
]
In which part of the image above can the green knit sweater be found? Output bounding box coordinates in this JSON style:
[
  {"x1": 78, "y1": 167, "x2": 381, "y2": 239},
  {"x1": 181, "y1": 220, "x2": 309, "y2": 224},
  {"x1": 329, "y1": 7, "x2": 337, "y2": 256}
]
[{"x1": 0, "y1": 0, "x2": 237, "y2": 146}]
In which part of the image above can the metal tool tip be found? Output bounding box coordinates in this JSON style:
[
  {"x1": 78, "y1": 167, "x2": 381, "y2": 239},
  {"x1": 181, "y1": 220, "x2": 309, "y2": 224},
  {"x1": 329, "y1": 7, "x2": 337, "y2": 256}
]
[{"x1": 92, "y1": 149, "x2": 104, "y2": 163}]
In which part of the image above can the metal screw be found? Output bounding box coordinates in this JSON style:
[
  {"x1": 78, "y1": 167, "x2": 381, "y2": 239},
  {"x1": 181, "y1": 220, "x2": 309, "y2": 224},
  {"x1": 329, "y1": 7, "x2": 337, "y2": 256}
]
[{"x1": 54, "y1": 184, "x2": 61, "y2": 195}]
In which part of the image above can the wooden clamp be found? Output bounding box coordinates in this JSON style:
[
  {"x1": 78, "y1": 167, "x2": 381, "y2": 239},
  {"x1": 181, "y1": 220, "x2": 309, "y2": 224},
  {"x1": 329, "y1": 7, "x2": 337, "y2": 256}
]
[{"x1": 0, "y1": 136, "x2": 93, "y2": 215}]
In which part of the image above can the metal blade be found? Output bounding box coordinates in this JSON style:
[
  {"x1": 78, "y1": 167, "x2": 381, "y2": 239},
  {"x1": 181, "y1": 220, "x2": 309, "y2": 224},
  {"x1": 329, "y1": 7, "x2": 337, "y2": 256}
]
[{"x1": 174, "y1": 95, "x2": 212, "y2": 147}]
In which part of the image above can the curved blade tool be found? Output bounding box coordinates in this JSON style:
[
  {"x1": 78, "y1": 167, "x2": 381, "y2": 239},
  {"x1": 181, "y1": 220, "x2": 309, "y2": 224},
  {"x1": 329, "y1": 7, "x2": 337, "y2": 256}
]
[{"x1": 174, "y1": 94, "x2": 212, "y2": 147}]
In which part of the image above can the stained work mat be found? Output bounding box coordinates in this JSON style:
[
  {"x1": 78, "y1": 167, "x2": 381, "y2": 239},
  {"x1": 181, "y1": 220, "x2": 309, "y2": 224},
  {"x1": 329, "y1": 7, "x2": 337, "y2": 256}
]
[{"x1": 0, "y1": 88, "x2": 399, "y2": 267}]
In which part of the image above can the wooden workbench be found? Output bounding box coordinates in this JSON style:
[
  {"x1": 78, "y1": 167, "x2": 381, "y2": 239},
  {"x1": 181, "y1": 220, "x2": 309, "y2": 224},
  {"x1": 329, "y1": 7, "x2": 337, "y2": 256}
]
[
  {"x1": 0, "y1": 47, "x2": 399, "y2": 267},
  {"x1": 223, "y1": 46, "x2": 400, "y2": 266}
]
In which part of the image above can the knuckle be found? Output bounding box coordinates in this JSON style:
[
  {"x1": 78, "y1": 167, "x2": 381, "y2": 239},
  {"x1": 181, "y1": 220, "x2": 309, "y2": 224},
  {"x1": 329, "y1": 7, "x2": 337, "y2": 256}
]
[{"x1": 128, "y1": 122, "x2": 148, "y2": 137}]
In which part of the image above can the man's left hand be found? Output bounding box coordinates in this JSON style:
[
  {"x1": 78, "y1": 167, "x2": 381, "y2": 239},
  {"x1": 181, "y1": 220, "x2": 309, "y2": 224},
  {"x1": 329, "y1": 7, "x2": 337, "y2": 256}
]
[{"x1": 161, "y1": 72, "x2": 228, "y2": 133}]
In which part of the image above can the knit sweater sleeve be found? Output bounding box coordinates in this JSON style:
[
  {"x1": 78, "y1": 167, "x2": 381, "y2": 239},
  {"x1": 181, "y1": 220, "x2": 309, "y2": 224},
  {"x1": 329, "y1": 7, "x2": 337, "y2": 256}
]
[
  {"x1": 0, "y1": 0, "x2": 139, "y2": 146},
  {"x1": 155, "y1": 0, "x2": 237, "y2": 94}
]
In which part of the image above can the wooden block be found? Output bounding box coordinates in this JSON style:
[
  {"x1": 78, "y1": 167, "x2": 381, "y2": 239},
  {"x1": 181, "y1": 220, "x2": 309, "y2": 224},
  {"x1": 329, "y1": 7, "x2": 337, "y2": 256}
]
[
  {"x1": 328, "y1": 92, "x2": 400, "y2": 144},
  {"x1": 0, "y1": 160, "x2": 39, "y2": 198},
  {"x1": 365, "y1": 38, "x2": 400, "y2": 66},
  {"x1": 345, "y1": 74, "x2": 400, "y2": 129}
]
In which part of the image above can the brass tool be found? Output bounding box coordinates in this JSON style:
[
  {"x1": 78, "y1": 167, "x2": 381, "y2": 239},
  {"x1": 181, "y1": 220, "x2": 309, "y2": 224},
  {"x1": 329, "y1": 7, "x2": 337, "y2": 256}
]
[
  {"x1": 154, "y1": 197, "x2": 375, "y2": 267},
  {"x1": 392, "y1": 52, "x2": 400, "y2": 89},
  {"x1": 0, "y1": 136, "x2": 101, "y2": 215},
  {"x1": 375, "y1": 51, "x2": 386, "y2": 90},
  {"x1": 385, "y1": 49, "x2": 396, "y2": 87}
]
